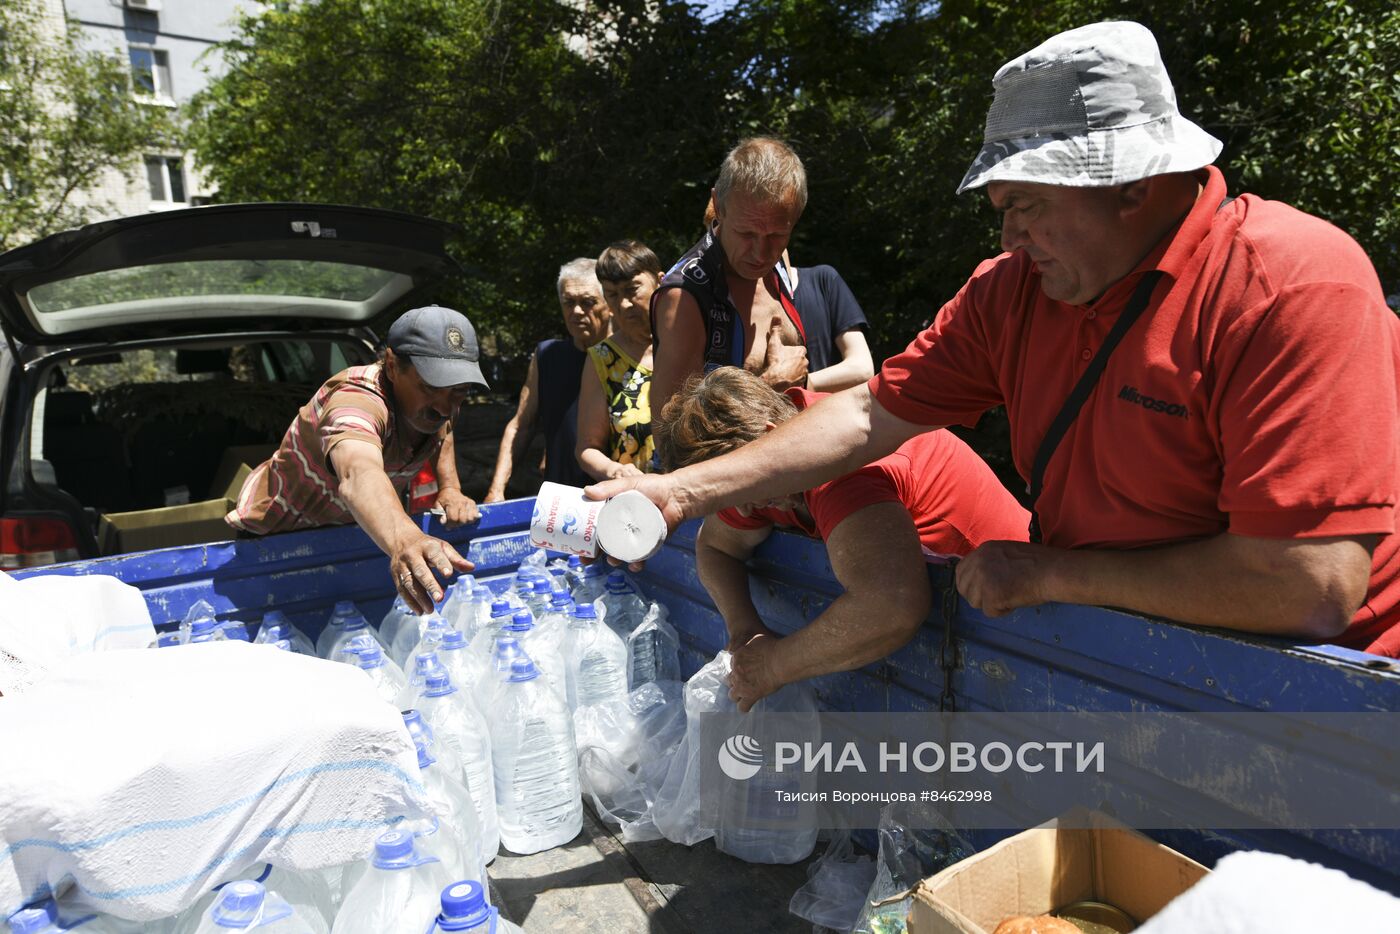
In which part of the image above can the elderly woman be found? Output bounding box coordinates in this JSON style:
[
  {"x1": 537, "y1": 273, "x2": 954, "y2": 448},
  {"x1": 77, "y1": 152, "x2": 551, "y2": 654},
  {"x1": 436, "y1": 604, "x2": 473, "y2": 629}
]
[
  {"x1": 655, "y1": 367, "x2": 1030, "y2": 711},
  {"x1": 576, "y1": 240, "x2": 662, "y2": 481}
]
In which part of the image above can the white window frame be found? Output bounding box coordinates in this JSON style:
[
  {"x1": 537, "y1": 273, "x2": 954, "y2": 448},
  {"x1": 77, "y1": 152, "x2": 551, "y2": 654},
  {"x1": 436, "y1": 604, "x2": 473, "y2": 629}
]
[
  {"x1": 129, "y1": 45, "x2": 175, "y2": 104},
  {"x1": 144, "y1": 154, "x2": 189, "y2": 206}
]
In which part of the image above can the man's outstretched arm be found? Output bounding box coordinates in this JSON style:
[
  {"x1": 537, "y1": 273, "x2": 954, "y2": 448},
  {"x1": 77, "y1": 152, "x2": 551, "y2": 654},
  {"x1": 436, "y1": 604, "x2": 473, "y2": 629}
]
[
  {"x1": 957, "y1": 532, "x2": 1375, "y2": 640},
  {"x1": 587, "y1": 383, "x2": 931, "y2": 531}
]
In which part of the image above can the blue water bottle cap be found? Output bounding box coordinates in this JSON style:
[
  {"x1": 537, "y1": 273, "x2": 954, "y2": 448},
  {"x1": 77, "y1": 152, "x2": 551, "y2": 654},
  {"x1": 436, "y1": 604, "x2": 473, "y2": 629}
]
[
  {"x1": 424, "y1": 672, "x2": 455, "y2": 697},
  {"x1": 424, "y1": 613, "x2": 449, "y2": 632},
  {"x1": 493, "y1": 635, "x2": 520, "y2": 653},
  {"x1": 6, "y1": 908, "x2": 54, "y2": 934},
  {"x1": 372, "y1": 830, "x2": 416, "y2": 869},
  {"x1": 551, "y1": 591, "x2": 573, "y2": 608},
  {"x1": 532, "y1": 579, "x2": 552, "y2": 594},
  {"x1": 490, "y1": 599, "x2": 513, "y2": 618},
  {"x1": 355, "y1": 644, "x2": 384, "y2": 667},
  {"x1": 437, "y1": 880, "x2": 493, "y2": 930},
  {"x1": 156, "y1": 632, "x2": 181, "y2": 648},
  {"x1": 549, "y1": 566, "x2": 565, "y2": 578},
  {"x1": 334, "y1": 600, "x2": 357, "y2": 616},
  {"x1": 506, "y1": 657, "x2": 540, "y2": 683},
  {"x1": 272, "y1": 639, "x2": 292, "y2": 652},
  {"x1": 190, "y1": 617, "x2": 219, "y2": 636},
  {"x1": 441, "y1": 630, "x2": 467, "y2": 651},
  {"x1": 261, "y1": 610, "x2": 289, "y2": 628},
  {"x1": 567, "y1": 554, "x2": 581, "y2": 568},
  {"x1": 220, "y1": 622, "x2": 251, "y2": 642},
  {"x1": 341, "y1": 610, "x2": 367, "y2": 631},
  {"x1": 507, "y1": 610, "x2": 533, "y2": 631},
  {"x1": 415, "y1": 652, "x2": 441, "y2": 675},
  {"x1": 572, "y1": 603, "x2": 598, "y2": 620},
  {"x1": 261, "y1": 623, "x2": 289, "y2": 642},
  {"x1": 211, "y1": 880, "x2": 275, "y2": 928}
]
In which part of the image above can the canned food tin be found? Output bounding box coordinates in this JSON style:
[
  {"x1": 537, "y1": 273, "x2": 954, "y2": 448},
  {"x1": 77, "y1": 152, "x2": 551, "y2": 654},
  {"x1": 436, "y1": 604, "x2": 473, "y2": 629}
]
[{"x1": 1053, "y1": 900, "x2": 1137, "y2": 933}]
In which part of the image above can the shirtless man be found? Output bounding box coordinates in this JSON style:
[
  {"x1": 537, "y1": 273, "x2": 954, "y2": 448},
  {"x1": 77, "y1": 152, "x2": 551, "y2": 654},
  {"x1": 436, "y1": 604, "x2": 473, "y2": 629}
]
[{"x1": 649, "y1": 137, "x2": 812, "y2": 416}]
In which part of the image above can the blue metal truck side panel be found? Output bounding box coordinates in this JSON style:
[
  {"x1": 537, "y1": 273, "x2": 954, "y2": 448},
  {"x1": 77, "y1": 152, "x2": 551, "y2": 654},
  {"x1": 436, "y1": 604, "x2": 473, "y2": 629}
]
[{"x1": 17, "y1": 499, "x2": 1400, "y2": 893}]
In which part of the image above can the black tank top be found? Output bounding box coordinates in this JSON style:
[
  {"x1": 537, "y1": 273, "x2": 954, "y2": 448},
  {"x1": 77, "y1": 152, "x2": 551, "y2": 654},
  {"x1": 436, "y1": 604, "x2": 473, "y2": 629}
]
[
  {"x1": 534, "y1": 338, "x2": 589, "y2": 486},
  {"x1": 652, "y1": 229, "x2": 804, "y2": 372}
]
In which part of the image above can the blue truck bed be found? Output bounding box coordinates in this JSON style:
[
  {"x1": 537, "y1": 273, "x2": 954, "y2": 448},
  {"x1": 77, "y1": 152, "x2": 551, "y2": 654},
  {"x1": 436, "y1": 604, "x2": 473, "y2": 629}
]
[{"x1": 16, "y1": 497, "x2": 1400, "y2": 922}]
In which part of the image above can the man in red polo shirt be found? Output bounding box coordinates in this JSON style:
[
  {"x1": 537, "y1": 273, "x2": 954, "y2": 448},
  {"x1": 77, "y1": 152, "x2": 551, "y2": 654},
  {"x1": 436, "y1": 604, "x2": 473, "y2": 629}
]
[
  {"x1": 592, "y1": 21, "x2": 1400, "y2": 657},
  {"x1": 655, "y1": 368, "x2": 1029, "y2": 710}
]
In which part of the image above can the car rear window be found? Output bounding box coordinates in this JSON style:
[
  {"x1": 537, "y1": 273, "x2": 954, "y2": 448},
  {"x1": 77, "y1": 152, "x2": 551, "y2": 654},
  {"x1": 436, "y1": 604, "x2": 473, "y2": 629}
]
[{"x1": 28, "y1": 260, "x2": 399, "y2": 313}]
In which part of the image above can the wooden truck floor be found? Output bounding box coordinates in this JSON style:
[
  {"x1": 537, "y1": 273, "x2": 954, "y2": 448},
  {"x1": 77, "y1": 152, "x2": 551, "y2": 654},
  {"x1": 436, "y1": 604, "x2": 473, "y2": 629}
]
[{"x1": 490, "y1": 805, "x2": 820, "y2": 933}]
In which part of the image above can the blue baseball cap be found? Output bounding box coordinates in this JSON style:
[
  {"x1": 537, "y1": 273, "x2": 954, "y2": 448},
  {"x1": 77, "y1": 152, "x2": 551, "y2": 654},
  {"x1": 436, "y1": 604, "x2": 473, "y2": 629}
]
[{"x1": 387, "y1": 305, "x2": 489, "y2": 390}]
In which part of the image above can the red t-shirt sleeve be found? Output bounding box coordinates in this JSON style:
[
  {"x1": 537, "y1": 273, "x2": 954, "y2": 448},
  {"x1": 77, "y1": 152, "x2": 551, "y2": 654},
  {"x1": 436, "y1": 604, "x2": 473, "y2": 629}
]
[
  {"x1": 806, "y1": 467, "x2": 904, "y2": 541},
  {"x1": 869, "y1": 257, "x2": 1007, "y2": 429},
  {"x1": 716, "y1": 506, "x2": 773, "y2": 531},
  {"x1": 1214, "y1": 277, "x2": 1399, "y2": 538}
]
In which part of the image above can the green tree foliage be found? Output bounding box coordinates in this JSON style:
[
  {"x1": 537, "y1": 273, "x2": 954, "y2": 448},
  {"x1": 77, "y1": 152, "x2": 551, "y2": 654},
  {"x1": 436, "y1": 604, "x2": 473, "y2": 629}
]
[
  {"x1": 189, "y1": 0, "x2": 1399, "y2": 487},
  {"x1": 0, "y1": 0, "x2": 174, "y2": 250}
]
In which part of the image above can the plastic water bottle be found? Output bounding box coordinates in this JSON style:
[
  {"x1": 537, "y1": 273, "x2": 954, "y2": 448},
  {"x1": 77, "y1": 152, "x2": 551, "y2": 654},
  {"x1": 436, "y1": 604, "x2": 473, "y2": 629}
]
[
  {"x1": 397, "y1": 652, "x2": 448, "y2": 708},
  {"x1": 324, "y1": 604, "x2": 386, "y2": 661},
  {"x1": 6, "y1": 907, "x2": 59, "y2": 934},
  {"x1": 597, "y1": 572, "x2": 649, "y2": 638},
  {"x1": 490, "y1": 657, "x2": 582, "y2": 855},
  {"x1": 349, "y1": 643, "x2": 408, "y2": 705},
  {"x1": 219, "y1": 620, "x2": 252, "y2": 643},
  {"x1": 466, "y1": 599, "x2": 519, "y2": 659},
  {"x1": 569, "y1": 560, "x2": 609, "y2": 605},
  {"x1": 188, "y1": 880, "x2": 315, "y2": 933},
  {"x1": 505, "y1": 611, "x2": 567, "y2": 702},
  {"x1": 562, "y1": 554, "x2": 586, "y2": 592},
  {"x1": 255, "y1": 612, "x2": 315, "y2": 655},
  {"x1": 438, "y1": 577, "x2": 477, "y2": 632},
  {"x1": 377, "y1": 595, "x2": 416, "y2": 652},
  {"x1": 401, "y1": 614, "x2": 451, "y2": 670},
  {"x1": 400, "y1": 712, "x2": 483, "y2": 885},
  {"x1": 416, "y1": 672, "x2": 499, "y2": 864},
  {"x1": 436, "y1": 630, "x2": 473, "y2": 691},
  {"x1": 460, "y1": 591, "x2": 495, "y2": 640},
  {"x1": 178, "y1": 599, "x2": 218, "y2": 641},
  {"x1": 427, "y1": 881, "x2": 523, "y2": 934},
  {"x1": 563, "y1": 602, "x2": 628, "y2": 711},
  {"x1": 534, "y1": 591, "x2": 573, "y2": 637},
  {"x1": 524, "y1": 579, "x2": 553, "y2": 616},
  {"x1": 315, "y1": 601, "x2": 353, "y2": 657},
  {"x1": 626, "y1": 605, "x2": 681, "y2": 689},
  {"x1": 330, "y1": 830, "x2": 450, "y2": 934},
  {"x1": 475, "y1": 635, "x2": 526, "y2": 712},
  {"x1": 186, "y1": 617, "x2": 224, "y2": 645}
]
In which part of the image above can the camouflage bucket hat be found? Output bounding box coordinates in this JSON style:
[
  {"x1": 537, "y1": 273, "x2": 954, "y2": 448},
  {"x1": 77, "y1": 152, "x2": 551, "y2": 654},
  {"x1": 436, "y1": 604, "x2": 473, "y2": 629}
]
[{"x1": 957, "y1": 21, "x2": 1223, "y2": 193}]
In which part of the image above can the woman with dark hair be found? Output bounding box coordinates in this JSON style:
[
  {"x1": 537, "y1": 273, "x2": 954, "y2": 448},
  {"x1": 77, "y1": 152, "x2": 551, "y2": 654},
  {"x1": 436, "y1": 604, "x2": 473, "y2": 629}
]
[
  {"x1": 576, "y1": 240, "x2": 663, "y2": 481},
  {"x1": 655, "y1": 367, "x2": 1029, "y2": 711}
]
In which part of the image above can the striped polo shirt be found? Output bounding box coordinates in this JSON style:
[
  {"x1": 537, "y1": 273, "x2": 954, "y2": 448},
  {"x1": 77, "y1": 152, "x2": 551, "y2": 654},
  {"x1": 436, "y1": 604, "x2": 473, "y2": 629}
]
[{"x1": 226, "y1": 363, "x2": 446, "y2": 535}]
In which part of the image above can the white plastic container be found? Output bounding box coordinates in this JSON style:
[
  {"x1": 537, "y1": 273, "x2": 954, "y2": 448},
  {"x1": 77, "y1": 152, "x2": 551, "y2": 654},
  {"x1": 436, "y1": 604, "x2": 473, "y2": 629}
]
[
  {"x1": 416, "y1": 672, "x2": 499, "y2": 865},
  {"x1": 329, "y1": 831, "x2": 450, "y2": 934},
  {"x1": 489, "y1": 657, "x2": 582, "y2": 855}
]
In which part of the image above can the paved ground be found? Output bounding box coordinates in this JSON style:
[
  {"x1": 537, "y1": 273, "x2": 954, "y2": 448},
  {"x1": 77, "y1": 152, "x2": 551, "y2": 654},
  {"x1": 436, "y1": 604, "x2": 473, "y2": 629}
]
[{"x1": 489, "y1": 806, "x2": 818, "y2": 933}]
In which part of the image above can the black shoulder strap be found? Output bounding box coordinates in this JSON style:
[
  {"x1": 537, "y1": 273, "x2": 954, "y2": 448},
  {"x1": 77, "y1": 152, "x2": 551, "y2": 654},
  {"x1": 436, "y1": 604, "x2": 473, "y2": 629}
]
[
  {"x1": 1026, "y1": 194, "x2": 1234, "y2": 543},
  {"x1": 1026, "y1": 269, "x2": 1164, "y2": 543}
]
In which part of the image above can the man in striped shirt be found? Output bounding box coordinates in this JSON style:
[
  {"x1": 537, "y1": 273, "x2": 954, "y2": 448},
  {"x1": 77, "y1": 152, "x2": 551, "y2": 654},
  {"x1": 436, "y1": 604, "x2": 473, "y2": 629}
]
[{"x1": 228, "y1": 306, "x2": 488, "y2": 613}]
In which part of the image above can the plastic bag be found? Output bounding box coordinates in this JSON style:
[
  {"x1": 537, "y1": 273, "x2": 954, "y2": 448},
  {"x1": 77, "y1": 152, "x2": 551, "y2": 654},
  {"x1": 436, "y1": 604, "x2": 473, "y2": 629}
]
[
  {"x1": 713, "y1": 675, "x2": 820, "y2": 865},
  {"x1": 578, "y1": 680, "x2": 686, "y2": 843},
  {"x1": 789, "y1": 833, "x2": 878, "y2": 933},
  {"x1": 625, "y1": 603, "x2": 681, "y2": 690},
  {"x1": 851, "y1": 802, "x2": 979, "y2": 934},
  {"x1": 652, "y1": 653, "x2": 735, "y2": 845}
]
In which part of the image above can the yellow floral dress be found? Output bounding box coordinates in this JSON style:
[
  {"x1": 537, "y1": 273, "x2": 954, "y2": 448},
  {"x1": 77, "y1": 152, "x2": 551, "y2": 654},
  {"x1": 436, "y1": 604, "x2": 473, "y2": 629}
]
[{"x1": 588, "y1": 338, "x2": 654, "y2": 471}]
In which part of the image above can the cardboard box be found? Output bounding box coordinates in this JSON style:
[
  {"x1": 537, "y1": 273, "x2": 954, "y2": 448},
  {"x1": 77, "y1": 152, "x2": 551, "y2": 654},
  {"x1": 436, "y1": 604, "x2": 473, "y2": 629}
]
[
  {"x1": 907, "y1": 810, "x2": 1209, "y2": 933},
  {"x1": 209, "y1": 444, "x2": 276, "y2": 501},
  {"x1": 98, "y1": 498, "x2": 236, "y2": 554}
]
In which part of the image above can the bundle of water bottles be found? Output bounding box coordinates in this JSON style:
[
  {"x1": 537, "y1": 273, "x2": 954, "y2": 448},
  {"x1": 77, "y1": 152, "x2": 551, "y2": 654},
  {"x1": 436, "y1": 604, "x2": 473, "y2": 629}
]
[{"x1": 9, "y1": 550, "x2": 688, "y2": 933}]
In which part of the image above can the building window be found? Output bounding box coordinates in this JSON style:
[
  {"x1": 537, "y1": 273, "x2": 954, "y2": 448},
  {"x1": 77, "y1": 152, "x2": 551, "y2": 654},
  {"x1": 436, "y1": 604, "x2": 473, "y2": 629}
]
[
  {"x1": 130, "y1": 47, "x2": 173, "y2": 100},
  {"x1": 145, "y1": 156, "x2": 187, "y2": 203}
]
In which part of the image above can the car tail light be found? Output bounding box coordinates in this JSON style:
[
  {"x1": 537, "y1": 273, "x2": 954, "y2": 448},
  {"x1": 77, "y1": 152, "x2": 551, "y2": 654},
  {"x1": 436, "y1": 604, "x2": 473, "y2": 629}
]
[
  {"x1": 0, "y1": 516, "x2": 81, "y2": 569},
  {"x1": 409, "y1": 465, "x2": 439, "y2": 513}
]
